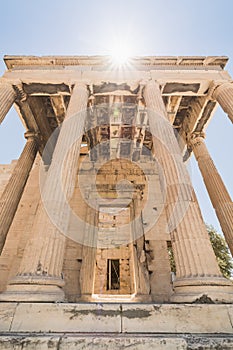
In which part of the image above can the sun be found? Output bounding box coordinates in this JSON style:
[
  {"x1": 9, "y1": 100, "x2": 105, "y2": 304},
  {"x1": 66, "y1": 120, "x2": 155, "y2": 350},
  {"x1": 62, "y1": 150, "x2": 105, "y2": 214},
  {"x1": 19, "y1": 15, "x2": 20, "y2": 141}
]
[{"x1": 109, "y1": 43, "x2": 132, "y2": 68}]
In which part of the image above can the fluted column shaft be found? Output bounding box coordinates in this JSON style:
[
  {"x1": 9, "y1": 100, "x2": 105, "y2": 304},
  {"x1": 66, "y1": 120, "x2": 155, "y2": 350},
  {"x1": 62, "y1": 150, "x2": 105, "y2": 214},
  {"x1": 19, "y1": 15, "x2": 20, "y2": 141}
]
[
  {"x1": 144, "y1": 80, "x2": 233, "y2": 302},
  {"x1": 189, "y1": 134, "x2": 233, "y2": 256},
  {"x1": 79, "y1": 206, "x2": 98, "y2": 300},
  {"x1": 213, "y1": 82, "x2": 233, "y2": 123},
  {"x1": 132, "y1": 196, "x2": 150, "y2": 299},
  {"x1": 1, "y1": 83, "x2": 89, "y2": 301},
  {"x1": 0, "y1": 132, "x2": 38, "y2": 254},
  {"x1": 0, "y1": 81, "x2": 17, "y2": 124}
]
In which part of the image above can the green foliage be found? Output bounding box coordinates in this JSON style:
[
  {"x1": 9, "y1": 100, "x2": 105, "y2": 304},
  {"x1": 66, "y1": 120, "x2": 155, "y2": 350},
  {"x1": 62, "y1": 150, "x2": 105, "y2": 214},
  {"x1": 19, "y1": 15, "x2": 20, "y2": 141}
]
[
  {"x1": 206, "y1": 225, "x2": 233, "y2": 279},
  {"x1": 167, "y1": 244, "x2": 176, "y2": 274},
  {"x1": 168, "y1": 225, "x2": 233, "y2": 278}
]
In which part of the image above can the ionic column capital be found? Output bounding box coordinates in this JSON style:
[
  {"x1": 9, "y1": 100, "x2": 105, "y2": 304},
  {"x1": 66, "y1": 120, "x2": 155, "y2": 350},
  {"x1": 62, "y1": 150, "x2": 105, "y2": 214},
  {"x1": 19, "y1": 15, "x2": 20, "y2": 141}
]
[
  {"x1": 187, "y1": 132, "x2": 206, "y2": 148},
  {"x1": 209, "y1": 80, "x2": 233, "y2": 123},
  {"x1": 143, "y1": 79, "x2": 167, "y2": 119},
  {"x1": 211, "y1": 80, "x2": 233, "y2": 99},
  {"x1": 0, "y1": 79, "x2": 28, "y2": 102},
  {"x1": 0, "y1": 78, "x2": 20, "y2": 88},
  {"x1": 186, "y1": 132, "x2": 209, "y2": 162},
  {"x1": 64, "y1": 82, "x2": 89, "y2": 122},
  {"x1": 24, "y1": 130, "x2": 40, "y2": 144},
  {"x1": 72, "y1": 81, "x2": 89, "y2": 91},
  {"x1": 143, "y1": 79, "x2": 161, "y2": 92},
  {"x1": 12, "y1": 83, "x2": 27, "y2": 102},
  {"x1": 140, "y1": 79, "x2": 164, "y2": 97},
  {"x1": 25, "y1": 131, "x2": 40, "y2": 146}
]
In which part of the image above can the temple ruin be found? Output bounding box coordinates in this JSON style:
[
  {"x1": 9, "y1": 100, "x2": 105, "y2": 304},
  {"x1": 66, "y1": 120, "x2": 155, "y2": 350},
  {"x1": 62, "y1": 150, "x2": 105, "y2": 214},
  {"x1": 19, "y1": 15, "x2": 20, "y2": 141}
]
[{"x1": 0, "y1": 55, "x2": 233, "y2": 348}]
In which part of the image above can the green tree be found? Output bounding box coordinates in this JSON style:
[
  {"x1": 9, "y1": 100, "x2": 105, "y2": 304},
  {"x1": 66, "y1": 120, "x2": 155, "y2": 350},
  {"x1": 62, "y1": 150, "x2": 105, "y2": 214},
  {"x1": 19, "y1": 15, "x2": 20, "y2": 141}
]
[
  {"x1": 168, "y1": 225, "x2": 233, "y2": 278},
  {"x1": 207, "y1": 225, "x2": 233, "y2": 279}
]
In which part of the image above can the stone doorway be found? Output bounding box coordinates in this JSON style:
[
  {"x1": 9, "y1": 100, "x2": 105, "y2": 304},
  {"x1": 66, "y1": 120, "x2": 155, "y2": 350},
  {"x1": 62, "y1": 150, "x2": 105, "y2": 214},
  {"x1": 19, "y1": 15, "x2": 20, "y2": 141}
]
[{"x1": 93, "y1": 206, "x2": 135, "y2": 299}]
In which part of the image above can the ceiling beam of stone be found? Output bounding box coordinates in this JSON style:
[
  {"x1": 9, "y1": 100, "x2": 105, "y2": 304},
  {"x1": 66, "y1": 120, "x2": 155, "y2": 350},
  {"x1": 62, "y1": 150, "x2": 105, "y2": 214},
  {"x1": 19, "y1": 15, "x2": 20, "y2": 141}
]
[
  {"x1": 27, "y1": 96, "x2": 53, "y2": 146},
  {"x1": 22, "y1": 82, "x2": 70, "y2": 96},
  {"x1": 166, "y1": 96, "x2": 182, "y2": 124},
  {"x1": 50, "y1": 95, "x2": 67, "y2": 125},
  {"x1": 182, "y1": 96, "x2": 207, "y2": 134}
]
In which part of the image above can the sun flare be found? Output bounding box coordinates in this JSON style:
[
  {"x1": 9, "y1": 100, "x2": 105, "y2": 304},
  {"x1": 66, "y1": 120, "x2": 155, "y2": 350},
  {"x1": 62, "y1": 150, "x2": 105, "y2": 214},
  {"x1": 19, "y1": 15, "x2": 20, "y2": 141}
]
[{"x1": 109, "y1": 42, "x2": 132, "y2": 68}]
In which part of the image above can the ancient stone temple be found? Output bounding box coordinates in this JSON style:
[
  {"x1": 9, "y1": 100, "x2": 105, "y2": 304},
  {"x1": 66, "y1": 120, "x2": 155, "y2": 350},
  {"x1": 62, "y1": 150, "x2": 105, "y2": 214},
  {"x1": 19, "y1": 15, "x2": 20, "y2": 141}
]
[{"x1": 0, "y1": 55, "x2": 233, "y2": 349}]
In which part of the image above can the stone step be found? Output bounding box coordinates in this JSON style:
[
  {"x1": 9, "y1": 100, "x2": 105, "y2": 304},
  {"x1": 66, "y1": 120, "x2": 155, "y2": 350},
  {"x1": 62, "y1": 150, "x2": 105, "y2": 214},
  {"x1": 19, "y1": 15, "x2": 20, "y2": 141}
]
[
  {"x1": 0, "y1": 302, "x2": 233, "y2": 349},
  {"x1": 1, "y1": 302, "x2": 233, "y2": 334},
  {"x1": 0, "y1": 333, "x2": 233, "y2": 349}
]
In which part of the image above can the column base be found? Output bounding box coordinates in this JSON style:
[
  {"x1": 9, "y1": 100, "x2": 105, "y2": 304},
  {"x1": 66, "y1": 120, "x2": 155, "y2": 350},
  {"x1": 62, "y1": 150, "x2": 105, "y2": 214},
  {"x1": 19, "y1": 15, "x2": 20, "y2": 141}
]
[
  {"x1": 171, "y1": 277, "x2": 233, "y2": 303},
  {"x1": 78, "y1": 294, "x2": 94, "y2": 302},
  {"x1": 151, "y1": 293, "x2": 173, "y2": 303},
  {"x1": 0, "y1": 276, "x2": 65, "y2": 302},
  {"x1": 133, "y1": 293, "x2": 152, "y2": 302}
]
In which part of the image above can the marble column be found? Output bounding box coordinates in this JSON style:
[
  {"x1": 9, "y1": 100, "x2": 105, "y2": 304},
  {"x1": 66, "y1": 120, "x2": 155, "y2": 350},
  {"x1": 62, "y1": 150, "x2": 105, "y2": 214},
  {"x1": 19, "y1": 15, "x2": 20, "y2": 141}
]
[
  {"x1": 79, "y1": 206, "x2": 98, "y2": 301},
  {"x1": 0, "y1": 132, "x2": 38, "y2": 254},
  {"x1": 189, "y1": 133, "x2": 233, "y2": 257},
  {"x1": 0, "y1": 83, "x2": 89, "y2": 301},
  {"x1": 212, "y1": 82, "x2": 233, "y2": 123},
  {"x1": 143, "y1": 80, "x2": 233, "y2": 303},
  {"x1": 0, "y1": 81, "x2": 17, "y2": 124},
  {"x1": 131, "y1": 195, "x2": 151, "y2": 301}
]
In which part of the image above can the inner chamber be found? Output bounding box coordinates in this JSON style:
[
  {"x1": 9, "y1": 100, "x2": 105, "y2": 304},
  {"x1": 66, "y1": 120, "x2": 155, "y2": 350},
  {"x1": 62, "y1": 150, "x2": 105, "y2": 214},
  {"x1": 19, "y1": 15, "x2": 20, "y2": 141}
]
[{"x1": 65, "y1": 92, "x2": 173, "y2": 302}]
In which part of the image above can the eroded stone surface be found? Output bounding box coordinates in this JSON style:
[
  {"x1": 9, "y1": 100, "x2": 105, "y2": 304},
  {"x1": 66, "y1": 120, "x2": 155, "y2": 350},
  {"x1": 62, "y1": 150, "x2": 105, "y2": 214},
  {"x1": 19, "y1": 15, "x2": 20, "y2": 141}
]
[
  {"x1": 0, "y1": 302, "x2": 17, "y2": 332},
  {"x1": 1, "y1": 303, "x2": 233, "y2": 335},
  {"x1": 10, "y1": 303, "x2": 121, "y2": 333},
  {"x1": 122, "y1": 304, "x2": 233, "y2": 333},
  {"x1": 1, "y1": 335, "x2": 233, "y2": 350}
]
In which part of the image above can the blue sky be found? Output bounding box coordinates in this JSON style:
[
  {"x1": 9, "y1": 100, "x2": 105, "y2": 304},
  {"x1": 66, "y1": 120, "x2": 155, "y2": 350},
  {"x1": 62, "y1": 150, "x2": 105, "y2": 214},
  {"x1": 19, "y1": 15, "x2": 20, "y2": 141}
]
[{"x1": 0, "y1": 0, "x2": 232, "y2": 233}]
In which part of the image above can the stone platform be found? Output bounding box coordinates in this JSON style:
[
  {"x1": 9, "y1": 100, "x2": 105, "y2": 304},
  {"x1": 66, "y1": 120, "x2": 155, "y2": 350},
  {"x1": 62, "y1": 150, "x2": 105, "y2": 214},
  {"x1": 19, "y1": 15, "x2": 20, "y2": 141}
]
[{"x1": 0, "y1": 302, "x2": 233, "y2": 349}]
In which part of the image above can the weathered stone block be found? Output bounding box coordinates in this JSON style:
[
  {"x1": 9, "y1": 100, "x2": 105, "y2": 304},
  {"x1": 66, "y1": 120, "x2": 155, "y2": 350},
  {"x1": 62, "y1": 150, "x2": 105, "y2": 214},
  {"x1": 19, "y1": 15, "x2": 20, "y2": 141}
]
[
  {"x1": 0, "y1": 302, "x2": 17, "y2": 331},
  {"x1": 10, "y1": 303, "x2": 121, "y2": 333},
  {"x1": 122, "y1": 304, "x2": 233, "y2": 333}
]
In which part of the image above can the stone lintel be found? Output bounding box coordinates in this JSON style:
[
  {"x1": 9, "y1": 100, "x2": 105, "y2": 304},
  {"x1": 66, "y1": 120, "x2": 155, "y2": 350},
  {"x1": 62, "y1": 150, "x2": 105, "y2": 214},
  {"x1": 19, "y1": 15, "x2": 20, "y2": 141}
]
[{"x1": 2, "y1": 69, "x2": 231, "y2": 92}]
